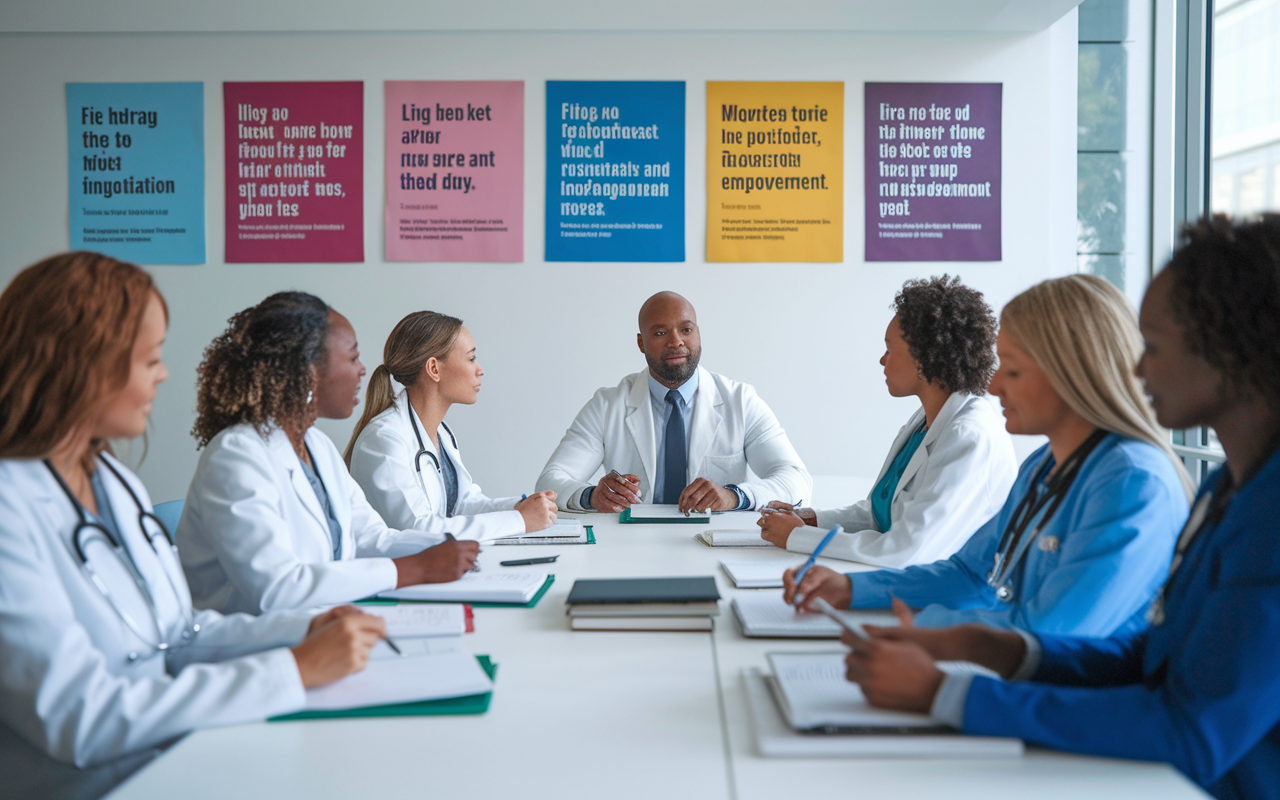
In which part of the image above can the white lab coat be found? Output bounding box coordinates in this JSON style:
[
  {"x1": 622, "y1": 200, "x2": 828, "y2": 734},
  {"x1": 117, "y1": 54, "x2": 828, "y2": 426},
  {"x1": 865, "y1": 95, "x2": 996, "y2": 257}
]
[
  {"x1": 0, "y1": 455, "x2": 309, "y2": 800},
  {"x1": 536, "y1": 367, "x2": 812, "y2": 511},
  {"x1": 785, "y1": 392, "x2": 1017, "y2": 567},
  {"x1": 348, "y1": 391, "x2": 525, "y2": 541},
  {"x1": 177, "y1": 423, "x2": 445, "y2": 615}
]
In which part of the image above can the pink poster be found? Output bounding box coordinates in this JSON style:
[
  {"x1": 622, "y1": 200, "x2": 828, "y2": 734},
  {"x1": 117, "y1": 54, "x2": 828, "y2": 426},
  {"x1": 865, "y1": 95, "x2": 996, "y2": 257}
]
[
  {"x1": 224, "y1": 81, "x2": 363, "y2": 263},
  {"x1": 385, "y1": 81, "x2": 523, "y2": 262}
]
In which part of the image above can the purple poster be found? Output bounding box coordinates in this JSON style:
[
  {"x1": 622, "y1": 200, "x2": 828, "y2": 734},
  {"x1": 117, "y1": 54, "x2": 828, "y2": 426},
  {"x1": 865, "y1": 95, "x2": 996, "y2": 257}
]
[{"x1": 864, "y1": 83, "x2": 1001, "y2": 261}]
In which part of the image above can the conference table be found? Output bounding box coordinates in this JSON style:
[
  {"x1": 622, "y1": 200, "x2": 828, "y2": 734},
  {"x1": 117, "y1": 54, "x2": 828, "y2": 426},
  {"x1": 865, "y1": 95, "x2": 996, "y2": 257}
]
[{"x1": 111, "y1": 511, "x2": 1208, "y2": 800}]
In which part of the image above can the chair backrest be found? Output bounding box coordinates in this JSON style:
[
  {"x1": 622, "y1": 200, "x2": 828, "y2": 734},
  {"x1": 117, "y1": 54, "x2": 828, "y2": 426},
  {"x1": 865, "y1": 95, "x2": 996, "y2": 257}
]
[{"x1": 152, "y1": 499, "x2": 185, "y2": 535}]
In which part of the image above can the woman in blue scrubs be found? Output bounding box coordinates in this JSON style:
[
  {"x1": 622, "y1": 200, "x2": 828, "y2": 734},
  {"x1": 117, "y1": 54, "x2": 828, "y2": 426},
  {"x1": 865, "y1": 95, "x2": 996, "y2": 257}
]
[
  {"x1": 840, "y1": 216, "x2": 1280, "y2": 800},
  {"x1": 786, "y1": 273, "x2": 1194, "y2": 637}
]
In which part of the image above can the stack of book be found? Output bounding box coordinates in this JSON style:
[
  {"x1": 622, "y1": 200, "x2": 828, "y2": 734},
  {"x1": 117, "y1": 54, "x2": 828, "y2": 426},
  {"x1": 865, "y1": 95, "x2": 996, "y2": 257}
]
[{"x1": 566, "y1": 576, "x2": 721, "y2": 631}]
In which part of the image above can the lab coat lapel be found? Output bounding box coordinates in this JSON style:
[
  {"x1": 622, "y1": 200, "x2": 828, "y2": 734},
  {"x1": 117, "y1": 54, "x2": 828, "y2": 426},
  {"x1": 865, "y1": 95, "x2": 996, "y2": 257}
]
[
  {"x1": 268, "y1": 428, "x2": 329, "y2": 533},
  {"x1": 891, "y1": 393, "x2": 965, "y2": 499},
  {"x1": 623, "y1": 372, "x2": 658, "y2": 492},
  {"x1": 889, "y1": 406, "x2": 930, "y2": 498},
  {"x1": 686, "y1": 368, "x2": 722, "y2": 478},
  {"x1": 307, "y1": 430, "x2": 352, "y2": 553}
]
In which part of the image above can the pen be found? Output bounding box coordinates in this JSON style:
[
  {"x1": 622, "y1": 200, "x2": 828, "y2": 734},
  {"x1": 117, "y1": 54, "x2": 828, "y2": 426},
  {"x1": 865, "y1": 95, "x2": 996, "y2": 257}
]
[
  {"x1": 810, "y1": 597, "x2": 871, "y2": 641},
  {"x1": 791, "y1": 525, "x2": 843, "y2": 605},
  {"x1": 383, "y1": 635, "x2": 404, "y2": 656},
  {"x1": 500, "y1": 555, "x2": 559, "y2": 567},
  {"x1": 763, "y1": 499, "x2": 805, "y2": 516}
]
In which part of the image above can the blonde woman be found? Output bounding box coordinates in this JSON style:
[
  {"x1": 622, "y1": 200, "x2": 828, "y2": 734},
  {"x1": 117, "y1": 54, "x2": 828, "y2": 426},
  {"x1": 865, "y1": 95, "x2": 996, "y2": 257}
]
[
  {"x1": 346, "y1": 312, "x2": 557, "y2": 541},
  {"x1": 787, "y1": 275, "x2": 1194, "y2": 637}
]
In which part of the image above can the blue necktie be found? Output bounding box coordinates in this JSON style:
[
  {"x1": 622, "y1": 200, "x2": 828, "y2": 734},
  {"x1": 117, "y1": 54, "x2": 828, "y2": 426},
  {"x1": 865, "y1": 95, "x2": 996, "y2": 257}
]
[{"x1": 661, "y1": 389, "x2": 687, "y2": 505}]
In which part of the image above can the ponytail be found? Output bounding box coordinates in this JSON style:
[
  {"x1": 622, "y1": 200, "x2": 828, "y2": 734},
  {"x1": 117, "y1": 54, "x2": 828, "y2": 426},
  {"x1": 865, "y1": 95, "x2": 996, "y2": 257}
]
[
  {"x1": 343, "y1": 364, "x2": 397, "y2": 465},
  {"x1": 342, "y1": 311, "x2": 463, "y2": 466}
]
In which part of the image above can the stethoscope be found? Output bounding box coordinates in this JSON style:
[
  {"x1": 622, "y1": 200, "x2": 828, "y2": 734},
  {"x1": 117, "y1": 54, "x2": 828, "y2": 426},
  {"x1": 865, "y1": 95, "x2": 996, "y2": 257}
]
[
  {"x1": 986, "y1": 429, "x2": 1108, "y2": 603},
  {"x1": 45, "y1": 457, "x2": 200, "y2": 662},
  {"x1": 408, "y1": 406, "x2": 458, "y2": 477},
  {"x1": 408, "y1": 408, "x2": 459, "y2": 516}
]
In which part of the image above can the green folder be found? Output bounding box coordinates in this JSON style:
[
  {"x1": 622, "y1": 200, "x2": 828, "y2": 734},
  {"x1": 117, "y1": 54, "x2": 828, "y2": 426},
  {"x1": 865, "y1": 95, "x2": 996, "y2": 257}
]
[
  {"x1": 356, "y1": 574, "x2": 556, "y2": 608},
  {"x1": 269, "y1": 656, "x2": 497, "y2": 722},
  {"x1": 619, "y1": 507, "x2": 711, "y2": 524}
]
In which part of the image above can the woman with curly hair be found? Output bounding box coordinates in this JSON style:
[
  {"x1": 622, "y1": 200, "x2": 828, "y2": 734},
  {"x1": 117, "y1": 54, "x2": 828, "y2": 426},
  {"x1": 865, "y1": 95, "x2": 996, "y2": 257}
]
[
  {"x1": 757, "y1": 276, "x2": 1017, "y2": 568},
  {"x1": 837, "y1": 216, "x2": 1280, "y2": 800},
  {"x1": 0, "y1": 256, "x2": 386, "y2": 798},
  {"x1": 176, "y1": 292, "x2": 478, "y2": 615},
  {"x1": 786, "y1": 273, "x2": 1194, "y2": 638}
]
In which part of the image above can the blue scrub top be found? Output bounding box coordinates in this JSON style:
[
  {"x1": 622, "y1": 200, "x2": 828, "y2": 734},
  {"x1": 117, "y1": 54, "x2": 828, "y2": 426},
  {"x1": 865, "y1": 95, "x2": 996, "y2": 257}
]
[
  {"x1": 848, "y1": 433, "x2": 1189, "y2": 637},
  {"x1": 962, "y1": 449, "x2": 1280, "y2": 800},
  {"x1": 871, "y1": 421, "x2": 927, "y2": 532}
]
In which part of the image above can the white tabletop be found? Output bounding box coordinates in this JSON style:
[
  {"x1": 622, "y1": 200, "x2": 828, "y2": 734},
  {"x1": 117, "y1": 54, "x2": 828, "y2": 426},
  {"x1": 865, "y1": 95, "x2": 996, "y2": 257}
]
[{"x1": 110, "y1": 511, "x2": 1207, "y2": 799}]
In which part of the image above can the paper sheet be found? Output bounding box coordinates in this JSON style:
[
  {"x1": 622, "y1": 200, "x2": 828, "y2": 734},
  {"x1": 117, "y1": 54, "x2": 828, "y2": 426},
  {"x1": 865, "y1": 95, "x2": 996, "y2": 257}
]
[
  {"x1": 380, "y1": 571, "x2": 548, "y2": 604},
  {"x1": 628, "y1": 504, "x2": 711, "y2": 520},
  {"x1": 304, "y1": 646, "x2": 493, "y2": 711},
  {"x1": 733, "y1": 591, "x2": 897, "y2": 638},
  {"x1": 695, "y1": 530, "x2": 773, "y2": 547},
  {"x1": 720, "y1": 560, "x2": 790, "y2": 588},
  {"x1": 360, "y1": 603, "x2": 467, "y2": 638}
]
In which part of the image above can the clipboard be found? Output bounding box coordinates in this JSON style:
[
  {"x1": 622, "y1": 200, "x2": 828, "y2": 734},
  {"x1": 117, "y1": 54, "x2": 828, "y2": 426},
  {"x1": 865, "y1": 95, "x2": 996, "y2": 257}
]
[
  {"x1": 357, "y1": 575, "x2": 556, "y2": 609},
  {"x1": 269, "y1": 656, "x2": 497, "y2": 721},
  {"x1": 620, "y1": 507, "x2": 711, "y2": 524}
]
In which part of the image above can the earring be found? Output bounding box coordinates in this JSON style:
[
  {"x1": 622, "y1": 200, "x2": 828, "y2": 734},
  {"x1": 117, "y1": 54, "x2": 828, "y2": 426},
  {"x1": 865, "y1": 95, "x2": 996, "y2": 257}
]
[{"x1": 306, "y1": 390, "x2": 314, "y2": 406}]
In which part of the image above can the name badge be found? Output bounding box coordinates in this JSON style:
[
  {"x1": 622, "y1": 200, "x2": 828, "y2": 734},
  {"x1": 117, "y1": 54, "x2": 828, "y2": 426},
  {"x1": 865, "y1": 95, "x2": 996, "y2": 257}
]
[{"x1": 1037, "y1": 535, "x2": 1059, "y2": 553}]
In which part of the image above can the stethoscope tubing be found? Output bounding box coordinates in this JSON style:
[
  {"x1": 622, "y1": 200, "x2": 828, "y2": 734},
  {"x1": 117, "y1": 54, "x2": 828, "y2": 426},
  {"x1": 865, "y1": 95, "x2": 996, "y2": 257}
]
[{"x1": 45, "y1": 457, "x2": 199, "y2": 659}]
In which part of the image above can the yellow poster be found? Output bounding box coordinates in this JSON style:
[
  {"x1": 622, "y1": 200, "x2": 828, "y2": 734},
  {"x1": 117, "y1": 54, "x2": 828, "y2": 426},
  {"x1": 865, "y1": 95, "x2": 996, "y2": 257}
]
[{"x1": 707, "y1": 81, "x2": 843, "y2": 262}]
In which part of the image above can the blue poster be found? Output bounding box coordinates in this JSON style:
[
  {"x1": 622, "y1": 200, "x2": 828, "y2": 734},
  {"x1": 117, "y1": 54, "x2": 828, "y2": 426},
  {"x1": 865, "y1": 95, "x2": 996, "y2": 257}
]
[
  {"x1": 546, "y1": 81, "x2": 684, "y2": 262},
  {"x1": 67, "y1": 82, "x2": 205, "y2": 264}
]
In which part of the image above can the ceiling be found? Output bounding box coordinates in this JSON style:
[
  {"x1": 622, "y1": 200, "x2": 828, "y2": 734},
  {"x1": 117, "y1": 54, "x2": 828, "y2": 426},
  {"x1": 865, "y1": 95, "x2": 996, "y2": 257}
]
[{"x1": 1, "y1": 0, "x2": 1084, "y2": 34}]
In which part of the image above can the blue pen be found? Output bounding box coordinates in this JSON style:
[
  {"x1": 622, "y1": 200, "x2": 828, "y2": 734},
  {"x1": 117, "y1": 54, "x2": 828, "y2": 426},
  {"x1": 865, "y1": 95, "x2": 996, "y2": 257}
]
[
  {"x1": 521, "y1": 494, "x2": 527, "y2": 500},
  {"x1": 792, "y1": 525, "x2": 843, "y2": 605}
]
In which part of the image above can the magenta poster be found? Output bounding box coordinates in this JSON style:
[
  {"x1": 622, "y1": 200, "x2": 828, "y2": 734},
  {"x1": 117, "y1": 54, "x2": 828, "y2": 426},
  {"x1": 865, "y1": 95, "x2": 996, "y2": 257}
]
[
  {"x1": 864, "y1": 82, "x2": 1001, "y2": 262},
  {"x1": 224, "y1": 81, "x2": 363, "y2": 263},
  {"x1": 385, "y1": 81, "x2": 524, "y2": 262}
]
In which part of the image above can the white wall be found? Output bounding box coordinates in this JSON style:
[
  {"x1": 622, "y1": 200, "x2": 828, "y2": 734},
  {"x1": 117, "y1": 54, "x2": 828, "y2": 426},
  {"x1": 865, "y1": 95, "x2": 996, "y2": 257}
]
[{"x1": 0, "y1": 20, "x2": 1075, "y2": 504}]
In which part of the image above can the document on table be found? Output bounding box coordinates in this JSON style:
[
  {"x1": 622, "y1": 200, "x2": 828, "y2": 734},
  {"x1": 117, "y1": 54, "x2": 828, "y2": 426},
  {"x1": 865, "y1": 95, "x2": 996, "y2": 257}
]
[
  {"x1": 732, "y1": 591, "x2": 897, "y2": 638},
  {"x1": 304, "y1": 645, "x2": 493, "y2": 711},
  {"x1": 695, "y1": 530, "x2": 773, "y2": 547},
  {"x1": 627, "y1": 504, "x2": 711, "y2": 520},
  {"x1": 359, "y1": 603, "x2": 467, "y2": 637},
  {"x1": 767, "y1": 652, "x2": 946, "y2": 730},
  {"x1": 720, "y1": 559, "x2": 790, "y2": 588},
  {"x1": 380, "y1": 571, "x2": 548, "y2": 604},
  {"x1": 492, "y1": 518, "x2": 588, "y2": 545},
  {"x1": 743, "y1": 666, "x2": 1023, "y2": 758}
]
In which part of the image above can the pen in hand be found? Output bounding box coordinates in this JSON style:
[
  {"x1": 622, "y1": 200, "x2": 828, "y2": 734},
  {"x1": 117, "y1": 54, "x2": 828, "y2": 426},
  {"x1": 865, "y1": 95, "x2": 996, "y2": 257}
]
[
  {"x1": 383, "y1": 635, "x2": 404, "y2": 656},
  {"x1": 791, "y1": 525, "x2": 843, "y2": 606}
]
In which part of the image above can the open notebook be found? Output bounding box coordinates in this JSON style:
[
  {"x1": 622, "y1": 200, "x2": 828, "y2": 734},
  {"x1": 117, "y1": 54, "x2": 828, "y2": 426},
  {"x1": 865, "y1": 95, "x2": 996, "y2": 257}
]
[
  {"x1": 358, "y1": 603, "x2": 468, "y2": 637},
  {"x1": 743, "y1": 659, "x2": 1023, "y2": 757},
  {"x1": 733, "y1": 591, "x2": 897, "y2": 638}
]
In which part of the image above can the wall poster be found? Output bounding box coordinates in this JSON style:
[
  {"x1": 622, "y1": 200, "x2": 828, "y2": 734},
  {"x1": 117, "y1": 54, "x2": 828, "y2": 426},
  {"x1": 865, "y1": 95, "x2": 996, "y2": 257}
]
[
  {"x1": 224, "y1": 81, "x2": 364, "y2": 263},
  {"x1": 864, "y1": 82, "x2": 1002, "y2": 261}
]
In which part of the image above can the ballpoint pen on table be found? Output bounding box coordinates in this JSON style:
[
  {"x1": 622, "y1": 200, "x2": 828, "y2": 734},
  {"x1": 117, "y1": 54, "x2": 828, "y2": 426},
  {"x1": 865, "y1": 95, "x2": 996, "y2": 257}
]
[{"x1": 791, "y1": 525, "x2": 843, "y2": 606}]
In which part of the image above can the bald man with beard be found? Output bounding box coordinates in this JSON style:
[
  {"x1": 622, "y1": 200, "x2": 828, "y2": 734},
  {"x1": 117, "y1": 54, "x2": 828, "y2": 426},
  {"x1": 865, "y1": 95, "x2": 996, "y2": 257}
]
[{"x1": 536, "y1": 292, "x2": 811, "y2": 513}]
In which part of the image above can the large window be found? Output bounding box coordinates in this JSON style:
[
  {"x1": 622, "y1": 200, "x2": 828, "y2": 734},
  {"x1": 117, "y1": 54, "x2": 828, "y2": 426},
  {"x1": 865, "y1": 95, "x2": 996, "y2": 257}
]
[{"x1": 1168, "y1": 0, "x2": 1277, "y2": 482}]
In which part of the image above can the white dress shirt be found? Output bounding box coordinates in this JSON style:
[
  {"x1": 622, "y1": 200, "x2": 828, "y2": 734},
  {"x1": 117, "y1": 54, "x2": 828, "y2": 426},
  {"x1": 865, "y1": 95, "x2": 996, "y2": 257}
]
[{"x1": 536, "y1": 366, "x2": 811, "y2": 511}]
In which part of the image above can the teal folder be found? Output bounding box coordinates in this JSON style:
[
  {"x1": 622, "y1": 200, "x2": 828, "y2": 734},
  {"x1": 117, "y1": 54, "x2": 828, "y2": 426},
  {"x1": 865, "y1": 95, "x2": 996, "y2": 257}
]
[
  {"x1": 356, "y1": 575, "x2": 556, "y2": 608},
  {"x1": 269, "y1": 655, "x2": 496, "y2": 722},
  {"x1": 619, "y1": 508, "x2": 711, "y2": 524}
]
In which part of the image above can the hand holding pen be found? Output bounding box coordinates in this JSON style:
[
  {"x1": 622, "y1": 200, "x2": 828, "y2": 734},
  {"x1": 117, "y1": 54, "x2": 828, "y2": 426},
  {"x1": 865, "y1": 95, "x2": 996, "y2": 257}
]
[{"x1": 590, "y1": 469, "x2": 641, "y2": 512}]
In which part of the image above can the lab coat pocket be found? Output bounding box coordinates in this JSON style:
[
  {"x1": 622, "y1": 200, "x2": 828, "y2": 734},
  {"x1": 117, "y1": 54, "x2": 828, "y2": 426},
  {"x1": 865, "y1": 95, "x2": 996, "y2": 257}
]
[{"x1": 699, "y1": 453, "x2": 745, "y2": 485}]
